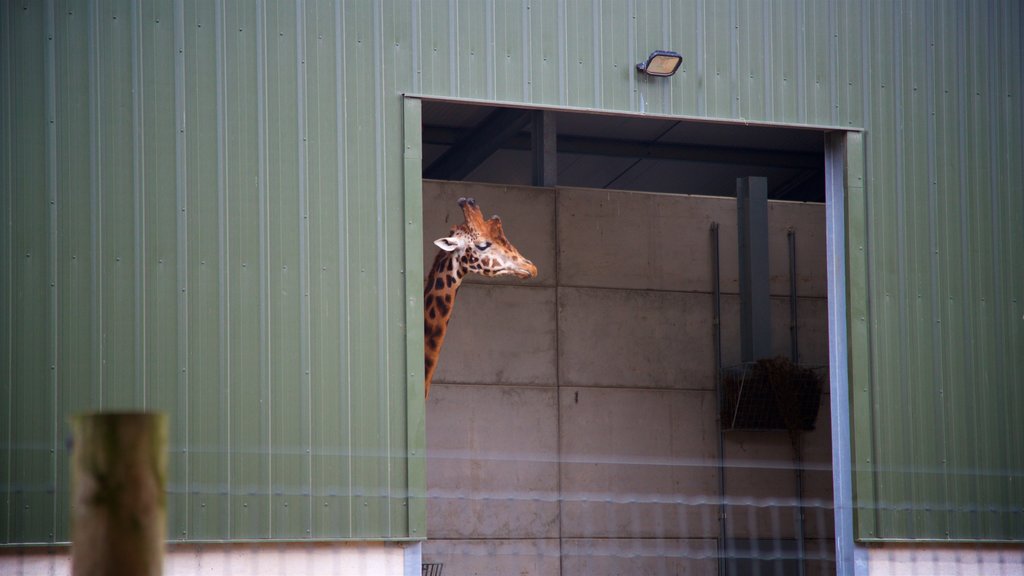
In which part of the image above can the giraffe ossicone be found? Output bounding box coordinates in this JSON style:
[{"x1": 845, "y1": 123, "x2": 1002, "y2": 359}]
[{"x1": 423, "y1": 197, "x2": 537, "y2": 398}]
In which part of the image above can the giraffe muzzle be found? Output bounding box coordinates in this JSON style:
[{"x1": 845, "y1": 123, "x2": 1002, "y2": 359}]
[{"x1": 511, "y1": 259, "x2": 538, "y2": 279}]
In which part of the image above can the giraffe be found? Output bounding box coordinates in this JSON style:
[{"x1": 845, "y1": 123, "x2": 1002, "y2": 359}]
[{"x1": 423, "y1": 197, "x2": 538, "y2": 398}]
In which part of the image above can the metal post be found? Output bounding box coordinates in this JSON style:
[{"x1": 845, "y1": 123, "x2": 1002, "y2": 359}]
[
  {"x1": 532, "y1": 110, "x2": 557, "y2": 187},
  {"x1": 788, "y1": 227, "x2": 806, "y2": 576},
  {"x1": 711, "y1": 222, "x2": 728, "y2": 576},
  {"x1": 736, "y1": 177, "x2": 772, "y2": 362},
  {"x1": 788, "y1": 229, "x2": 799, "y2": 365}
]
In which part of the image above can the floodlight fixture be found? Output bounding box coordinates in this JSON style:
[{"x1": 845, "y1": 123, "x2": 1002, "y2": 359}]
[{"x1": 636, "y1": 50, "x2": 683, "y2": 77}]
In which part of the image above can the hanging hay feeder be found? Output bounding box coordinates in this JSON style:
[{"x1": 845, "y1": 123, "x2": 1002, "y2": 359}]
[{"x1": 720, "y1": 357, "x2": 824, "y2": 432}]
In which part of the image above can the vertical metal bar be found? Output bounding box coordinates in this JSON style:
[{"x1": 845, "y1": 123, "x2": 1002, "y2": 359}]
[
  {"x1": 825, "y1": 132, "x2": 858, "y2": 575},
  {"x1": 737, "y1": 176, "x2": 771, "y2": 362},
  {"x1": 711, "y1": 222, "x2": 727, "y2": 576},
  {"x1": 531, "y1": 110, "x2": 556, "y2": 187},
  {"x1": 402, "y1": 97, "x2": 425, "y2": 538},
  {"x1": 788, "y1": 229, "x2": 799, "y2": 364},
  {"x1": 788, "y1": 228, "x2": 804, "y2": 576},
  {"x1": 794, "y1": 435, "x2": 806, "y2": 576}
]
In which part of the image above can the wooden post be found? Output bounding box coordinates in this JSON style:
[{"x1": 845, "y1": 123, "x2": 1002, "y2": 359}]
[{"x1": 71, "y1": 412, "x2": 167, "y2": 576}]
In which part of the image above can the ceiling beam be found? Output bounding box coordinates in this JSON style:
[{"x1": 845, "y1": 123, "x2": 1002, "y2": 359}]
[
  {"x1": 423, "y1": 125, "x2": 822, "y2": 170},
  {"x1": 422, "y1": 109, "x2": 532, "y2": 180}
]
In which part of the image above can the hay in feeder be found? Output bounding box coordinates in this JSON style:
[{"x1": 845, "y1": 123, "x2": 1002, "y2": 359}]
[{"x1": 721, "y1": 357, "x2": 823, "y2": 432}]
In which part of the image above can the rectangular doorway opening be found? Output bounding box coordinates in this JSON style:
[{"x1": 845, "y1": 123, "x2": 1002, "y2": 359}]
[{"x1": 412, "y1": 98, "x2": 850, "y2": 576}]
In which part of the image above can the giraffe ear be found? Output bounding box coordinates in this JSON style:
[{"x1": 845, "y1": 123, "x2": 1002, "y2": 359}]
[{"x1": 433, "y1": 236, "x2": 465, "y2": 252}]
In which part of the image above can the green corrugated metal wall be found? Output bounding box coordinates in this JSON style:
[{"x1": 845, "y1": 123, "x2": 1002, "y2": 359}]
[
  {"x1": 1, "y1": 0, "x2": 1021, "y2": 544},
  {"x1": 0, "y1": 0, "x2": 418, "y2": 543}
]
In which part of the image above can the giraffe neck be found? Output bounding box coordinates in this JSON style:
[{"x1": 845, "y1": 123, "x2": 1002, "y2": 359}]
[{"x1": 423, "y1": 249, "x2": 465, "y2": 398}]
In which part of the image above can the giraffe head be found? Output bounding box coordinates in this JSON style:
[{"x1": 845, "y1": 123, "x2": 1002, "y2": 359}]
[{"x1": 433, "y1": 197, "x2": 538, "y2": 280}]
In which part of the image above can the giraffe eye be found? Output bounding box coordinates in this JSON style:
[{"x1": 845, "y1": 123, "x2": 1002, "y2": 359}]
[{"x1": 475, "y1": 242, "x2": 492, "y2": 251}]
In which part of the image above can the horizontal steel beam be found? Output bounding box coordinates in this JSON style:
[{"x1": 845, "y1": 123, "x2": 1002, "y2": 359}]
[{"x1": 423, "y1": 125, "x2": 822, "y2": 170}]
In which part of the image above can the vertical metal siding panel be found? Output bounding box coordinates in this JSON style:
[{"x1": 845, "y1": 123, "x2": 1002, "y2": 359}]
[
  {"x1": 956, "y1": 1, "x2": 984, "y2": 539},
  {"x1": 993, "y1": 2, "x2": 1014, "y2": 536},
  {"x1": 985, "y1": 0, "x2": 1013, "y2": 539},
  {"x1": 306, "y1": 0, "x2": 347, "y2": 540},
  {"x1": 454, "y1": 0, "x2": 486, "y2": 100},
  {"x1": 225, "y1": 0, "x2": 270, "y2": 539},
  {"x1": 835, "y1": 1, "x2": 864, "y2": 128},
  {"x1": 372, "y1": 0, "x2": 394, "y2": 537},
  {"x1": 633, "y1": 0, "x2": 668, "y2": 114},
  {"x1": 131, "y1": 0, "x2": 146, "y2": 410},
  {"x1": 844, "y1": 132, "x2": 877, "y2": 539},
  {"x1": 403, "y1": 97, "x2": 426, "y2": 538},
  {"x1": 826, "y1": 0, "x2": 839, "y2": 126},
  {"x1": 54, "y1": 0, "x2": 96, "y2": 542},
  {"x1": 7, "y1": 0, "x2": 56, "y2": 543},
  {"x1": 99, "y1": 0, "x2": 138, "y2": 410},
  {"x1": 802, "y1": 0, "x2": 831, "y2": 125},
  {"x1": 384, "y1": 0, "x2": 412, "y2": 538},
  {"x1": 1003, "y1": 0, "x2": 1024, "y2": 539},
  {"x1": 491, "y1": 0, "x2": 526, "y2": 102},
  {"x1": 922, "y1": 0, "x2": 951, "y2": 538},
  {"x1": 418, "y1": 0, "x2": 452, "y2": 96},
  {"x1": 173, "y1": 0, "x2": 192, "y2": 539},
  {"x1": 702, "y1": 0, "x2": 732, "y2": 118},
  {"x1": 296, "y1": 0, "x2": 314, "y2": 539},
  {"x1": 139, "y1": 0, "x2": 185, "y2": 539},
  {"x1": 334, "y1": 0, "x2": 356, "y2": 538},
  {"x1": 341, "y1": 0, "x2": 389, "y2": 538},
  {"x1": 529, "y1": 0, "x2": 560, "y2": 105},
  {"x1": 901, "y1": 1, "x2": 942, "y2": 538},
  {"x1": 933, "y1": 0, "x2": 964, "y2": 540},
  {"x1": 597, "y1": 0, "x2": 630, "y2": 111},
  {"x1": 866, "y1": 0, "x2": 903, "y2": 539},
  {"x1": 794, "y1": 0, "x2": 806, "y2": 122},
  {"x1": 183, "y1": 0, "x2": 227, "y2": 540},
  {"x1": 769, "y1": 0, "x2": 799, "y2": 123},
  {"x1": 45, "y1": 0, "x2": 60, "y2": 541},
  {"x1": 735, "y1": 0, "x2": 765, "y2": 120},
  {"x1": 564, "y1": 0, "x2": 596, "y2": 109},
  {"x1": 966, "y1": 1, "x2": 999, "y2": 539},
  {"x1": 0, "y1": 2, "x2": 11, "y2": 544},
  {"x1": 264, "y1": 0, "x2": 309, "y2": 539},
  {"x1": 214, "y1": 0, "x2": 231, "y2": 540},
  {"x1": 668, "y1": 0, "x2": 700, "y2": 116},
  {"x1": 947, "y1": 0, "x2": 977, "y2": 540}
]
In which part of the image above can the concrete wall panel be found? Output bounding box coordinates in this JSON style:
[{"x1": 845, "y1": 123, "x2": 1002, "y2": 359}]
[
  {"x1": 560, "y1": 388, "x2": 719, "y2": 538},
  {"x1": 722, "y1": 402, "x2": 834, "y2": 540},
  {"x1": 433, "y1": 284, "x2": 557, "y2": 386},
  {"x1": 422, "y1": 539, "x2": 560, "y2": 576},
  {"x1": 719, "y1": 295, "x2": 830, "y2": 369},
  {"x1": 427, "y1": 384, "x2": 559, "y2": 539},
  {"x1": 561, "y1": 538, "x2": 718, "y2": 576},
  {"x1": 558, "y1": 287, "x2": 716, "y2": 390},
  {"x1": 557, "y1": 188, "x2": 826, "y2": 297},
  {"x1": 557, "y1": 188, "x2": 736, "y2": 293}
]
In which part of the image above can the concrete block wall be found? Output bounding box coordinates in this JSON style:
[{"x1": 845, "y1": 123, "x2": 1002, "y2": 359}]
[{"x1": 423, "y1": 181, "x2": 834, "y2": 575}]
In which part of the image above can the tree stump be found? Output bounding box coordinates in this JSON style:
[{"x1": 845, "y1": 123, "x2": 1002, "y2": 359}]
[{"x1": 71, "y1": 412, "x2": 167, "y2": 576}]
